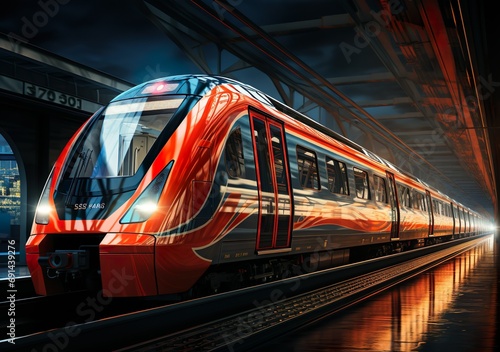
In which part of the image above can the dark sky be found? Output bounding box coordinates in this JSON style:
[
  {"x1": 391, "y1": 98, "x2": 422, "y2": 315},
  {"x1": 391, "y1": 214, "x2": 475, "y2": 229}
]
[{"x1": 0, "y1": 0, "x2": 202, "y2": 84}]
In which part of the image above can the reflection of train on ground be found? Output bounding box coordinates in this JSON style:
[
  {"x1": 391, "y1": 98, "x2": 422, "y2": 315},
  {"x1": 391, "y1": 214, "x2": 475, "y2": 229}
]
[{"x1": 26, "y1": 74, "x2": 488, "y2": 298}]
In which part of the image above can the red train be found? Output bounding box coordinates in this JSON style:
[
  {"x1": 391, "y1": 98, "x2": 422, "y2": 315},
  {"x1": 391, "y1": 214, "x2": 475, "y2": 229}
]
[{"x1": 26, "y1": 74, "x2": 487, "y2": 297}]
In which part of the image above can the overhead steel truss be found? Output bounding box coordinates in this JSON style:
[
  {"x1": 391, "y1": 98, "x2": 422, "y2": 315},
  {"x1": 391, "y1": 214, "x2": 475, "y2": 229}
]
[{"x1": 135, "y1": 0, "x2": 495, "y2": 216}]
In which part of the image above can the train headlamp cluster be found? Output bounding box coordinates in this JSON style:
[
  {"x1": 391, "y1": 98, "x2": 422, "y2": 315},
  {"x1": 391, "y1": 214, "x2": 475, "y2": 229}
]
[
  {"x1": 120, "y1": 161, "x2": 173, "y2": 223},
  {"x1": 133, "y1": 201, "x2": 158, "y2": 215},
  {"x1": 34, "y1": 169, "x2": 54, "y2": 225}
]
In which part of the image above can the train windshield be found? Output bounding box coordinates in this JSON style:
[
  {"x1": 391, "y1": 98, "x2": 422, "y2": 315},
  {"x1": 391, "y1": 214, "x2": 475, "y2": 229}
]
[{"x1": 68, "y1": 96, "x2": 184, "y2": 179}]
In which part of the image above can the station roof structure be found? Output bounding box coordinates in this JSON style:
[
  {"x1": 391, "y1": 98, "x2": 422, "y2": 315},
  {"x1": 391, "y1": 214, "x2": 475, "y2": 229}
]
[
  {"x1": 135, "y1": 0, "x2": 499, "y2": 219},
  {"x1": 0, "y1": 32, "x2": 134, "y2": 114}
]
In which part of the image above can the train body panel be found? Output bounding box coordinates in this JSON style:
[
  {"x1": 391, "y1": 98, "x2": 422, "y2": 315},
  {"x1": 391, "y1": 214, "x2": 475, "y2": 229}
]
[{"x1": 26, "y1": 74, "x2": 488, "y2": 297}]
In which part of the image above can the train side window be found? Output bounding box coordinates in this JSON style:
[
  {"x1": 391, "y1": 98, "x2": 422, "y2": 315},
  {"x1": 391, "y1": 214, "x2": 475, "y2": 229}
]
[
  {"x1": 296, "y1": 146, "x2": 320, "y2": 190},
  {"x1": 353, "y1": 167, "x2": 370, "y2": 200},
  {"x1": 325, "y1": 157, "x2": 349, "y2": 195},
  {"x1": 433, "y1": 200, "x2": 442, "y2": 215},
  {"x1": 225, "y1": 128, "x2": 245, "y2": 178},
  {"x1": 373, "y1": 175, "x2": 387, "y2": 203},
  {"x1": 412, "y1": 191, "x2": 422, "y2": 210},
  {"x1": 269, "y1": 124, "x2": 288, "y2": 193},
  {"x1": 421, "y1": 193, "x2": 426, "y2": 210},
  {"x1": 397, "y1": 184, "x2": 411, "y2": 207},
  {"x1": 405, "y1": 188, "x2": 412, "y2": 208}
]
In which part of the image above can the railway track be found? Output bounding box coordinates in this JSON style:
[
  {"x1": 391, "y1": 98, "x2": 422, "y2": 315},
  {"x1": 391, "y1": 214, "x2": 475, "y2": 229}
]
[
  {"x1": 118, "y1": 235, "x2": 489, "y2": 351},
  {"x1": 1, "y1": 235, "x2": 490, "y2": 352}
]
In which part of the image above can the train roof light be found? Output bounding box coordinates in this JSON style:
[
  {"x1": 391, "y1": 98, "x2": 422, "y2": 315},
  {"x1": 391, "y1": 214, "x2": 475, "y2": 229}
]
[{"x1": 141, "y1": 81, "x2": 179, "y2": 95}]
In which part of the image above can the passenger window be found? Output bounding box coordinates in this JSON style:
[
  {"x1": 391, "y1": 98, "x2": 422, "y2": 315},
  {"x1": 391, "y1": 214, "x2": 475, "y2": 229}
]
[
  {"x1": 397, "y1": 184, "x2": 411, "y2": 207},
  {"x1": 433, "y1": 200, "x2": 440, "y2": 215},
  {"x1": 296, "y1": 146, "x2": 320, "y2": 189},
  {"x1": 417, "y1": 193, "x2": 427, "y2": 211},
  {"x1": 326, "y1": 157, "x2": 349, "y2": 195},
  {"x1": 412, "y1": 191, "x2": 420, "y2": 210},
  {"x1": 270, "y1": 124, "x2": 288, "y2": 193},
  {"x1": 353, "y1": 167, "x2": 370, "y2": 200},
  {"x1": 373, "y1": 175, "x2": 387, "y2": 203},
  {"x1": 225, "y1": 128, "x2": 245, "y2": 178}
]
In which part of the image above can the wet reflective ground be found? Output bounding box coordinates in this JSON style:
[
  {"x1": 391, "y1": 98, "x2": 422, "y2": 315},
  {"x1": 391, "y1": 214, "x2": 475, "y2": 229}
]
[{"x1": 255, "y1": 235, "x2": 499, "y2": 351}]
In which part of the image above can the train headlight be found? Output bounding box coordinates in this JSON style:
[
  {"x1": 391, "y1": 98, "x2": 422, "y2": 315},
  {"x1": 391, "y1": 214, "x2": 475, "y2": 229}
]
[
  {"x1": 35, "y1": 204, "x2": 52, "y2": 224},
  {"x1": 134, "y1": 202, "x2": 158, "y2": 217},
  {"x1": 120, "y1": 161, "x2": 172, "y2": 223},
  {"x1": 35, "y1": 168, "x2": 54, "y2": 225}
]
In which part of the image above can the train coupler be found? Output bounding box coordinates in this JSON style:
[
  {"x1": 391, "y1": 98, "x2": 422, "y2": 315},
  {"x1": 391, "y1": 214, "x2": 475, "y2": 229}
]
[{"x1": 38, "y1": 249, "x2": 90, "y2": 275}]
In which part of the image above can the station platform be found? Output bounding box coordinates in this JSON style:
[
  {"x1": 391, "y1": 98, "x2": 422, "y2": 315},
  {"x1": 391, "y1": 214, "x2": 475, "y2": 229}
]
[
  {"x1": 2, "y1": 235, "x2": 498, "y2": 351},
  {"x1": 0, "y1": 265, "x2": 30, "y2": 279}
]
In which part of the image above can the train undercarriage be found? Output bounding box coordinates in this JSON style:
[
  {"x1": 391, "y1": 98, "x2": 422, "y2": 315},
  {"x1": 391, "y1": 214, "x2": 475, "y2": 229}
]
[
  {"x1": 33, "y1": 232, "x2": 473, "y2": 299},
  {"x1": 188, "y1": 234, "x2": 463, "y2": 297}
]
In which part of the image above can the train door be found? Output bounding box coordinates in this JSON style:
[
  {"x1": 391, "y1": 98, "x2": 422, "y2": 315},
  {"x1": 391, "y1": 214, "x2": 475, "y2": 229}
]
[
  {"x1": 450, "y1": 202, "x2": 457, "y2": 238},
  {"x1": 425, "y1": 190, "x2": 434, "y2": 236},
  {"x1": 386, "y1": 172, "x2": 400, "y2": 239},
  {"x1": 457, "y1": 206, "x2": 462, "y2": 234},
  {"x1": 464, "y1": 210, "x2": 468, "y2": 234},
  {"x1": 250, "y1": 110, "x2": 293, "y2": 252},
  {"x1": 470, "y1": 213, "x2": 475, "y2": 234}
]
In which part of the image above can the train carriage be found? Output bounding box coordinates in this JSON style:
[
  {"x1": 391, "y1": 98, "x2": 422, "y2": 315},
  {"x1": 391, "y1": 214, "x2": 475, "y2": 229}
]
[{"x1": 26, "y1": 74, "x2": 485, "y2": 298}]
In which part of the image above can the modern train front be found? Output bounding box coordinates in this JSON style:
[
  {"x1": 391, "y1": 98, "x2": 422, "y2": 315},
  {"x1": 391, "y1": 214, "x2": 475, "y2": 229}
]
[{"x1": 26, "y1": 75, "x2": 237, "y2": 297}]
